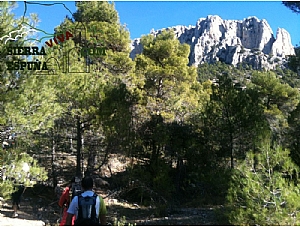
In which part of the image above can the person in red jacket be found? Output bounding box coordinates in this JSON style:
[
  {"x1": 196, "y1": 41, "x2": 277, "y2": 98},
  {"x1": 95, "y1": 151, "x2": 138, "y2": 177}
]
[{"x1": 58, "y1": 178, "x2": 76, "y2": 226}]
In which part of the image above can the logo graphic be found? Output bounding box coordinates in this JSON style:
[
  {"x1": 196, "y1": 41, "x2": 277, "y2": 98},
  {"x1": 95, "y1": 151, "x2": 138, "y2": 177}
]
[
  {"x1": 0, "y1": 26, "x2": 38, "y2": 44},
  {"x1": 45, "y1": 31, "x2": 74, "y2": 47},
  {"x1": 1, "y1": 1, "x2": 106, "y2": 75}
]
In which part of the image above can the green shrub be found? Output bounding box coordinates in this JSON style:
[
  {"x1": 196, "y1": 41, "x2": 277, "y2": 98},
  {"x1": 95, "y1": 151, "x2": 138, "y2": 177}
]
[
  {"x1": 0, "y1": 150, "x2": 48, "y2": 199},
  {"x1": 226, "y1": 140, "x2": 300, "y2": 225},
  {"x1": 114, "y1": 216, "x2": 136, "y2": 226},
  {"x1": 154, "y1": 204, "x2": 168, "y2": 217},
  {"x1": 152, "y1": 161, "x2": 175, "y2": 202}
]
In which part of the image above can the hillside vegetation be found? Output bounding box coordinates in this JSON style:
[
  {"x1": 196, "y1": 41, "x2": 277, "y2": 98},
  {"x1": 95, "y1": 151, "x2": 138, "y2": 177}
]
[{"x1": 1, "y1": 1, "x2": 300, "y2": 225}]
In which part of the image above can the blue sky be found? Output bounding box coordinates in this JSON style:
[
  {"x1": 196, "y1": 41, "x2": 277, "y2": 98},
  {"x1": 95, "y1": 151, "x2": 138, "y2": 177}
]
[{"x1": 11, "y1": 1, "x2": 300, "y2": 46}]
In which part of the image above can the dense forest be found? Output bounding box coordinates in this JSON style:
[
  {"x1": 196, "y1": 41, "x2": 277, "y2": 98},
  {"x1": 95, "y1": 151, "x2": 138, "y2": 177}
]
[{"x1": 1, "y1": 1, "x2": 300, "y2": 225}]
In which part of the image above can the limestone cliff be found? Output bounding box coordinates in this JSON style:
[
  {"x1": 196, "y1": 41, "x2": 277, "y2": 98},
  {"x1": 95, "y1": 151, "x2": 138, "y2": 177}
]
[{"x1": 130, "y1": 15, "x2": 295, "y2": 70}]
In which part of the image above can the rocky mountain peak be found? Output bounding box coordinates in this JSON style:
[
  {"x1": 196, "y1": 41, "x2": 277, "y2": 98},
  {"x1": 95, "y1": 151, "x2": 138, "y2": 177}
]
[{"x1": 130, "y1": 15, "x2": 295, "y2": 70}]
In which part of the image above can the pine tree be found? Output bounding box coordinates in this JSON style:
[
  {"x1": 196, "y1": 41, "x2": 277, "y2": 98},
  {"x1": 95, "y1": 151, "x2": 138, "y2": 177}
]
[
  {"x1": 283, "y1": 1, "x2": 300, "y2": 14},
  {"x1": 249, "y1": 71, "x2": 300, "y2": 143},
  {"x1": 0, "y1": 1, "x2": 36, "y2": 124},
  {"x1": 50, "y1": 1, "x2": 135, "y2": 176},
  {"x1": 0, "y1": 1, "x2": 49, "y2": 198},
  {"x1": 286, "y1": 46, "x2": 300, "y2": 76},
  {"x1": 226, "y1": 136, "x2": 300, "y2": 225},
  {"x1": 194, "y1": 63, "x2": 267, "y2": 169},
  {"x1": 135, "y1": 29, "x2": 203, "y2": 122},
  {"x1": 129, "y1": 29, "x2": 210, "y2": 203}
]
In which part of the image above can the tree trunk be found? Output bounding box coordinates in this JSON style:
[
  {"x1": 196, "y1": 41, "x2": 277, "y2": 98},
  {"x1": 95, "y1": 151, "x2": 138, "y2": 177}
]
[
  {"x1": 51, "y1": 129, "x2": 57, "y2": 187},
  {"x1": 230, "y1": 132, "x2": 234, "y2": 169},
  {"x1": 87, "y1": 150, "x2": 96, "y2": 175},
  {"x1": 176, "y1": 157, "x2": 184, "y2": 193},
  {"x1": 76, "y1": 117, "x2": 82, "y2": 177}
]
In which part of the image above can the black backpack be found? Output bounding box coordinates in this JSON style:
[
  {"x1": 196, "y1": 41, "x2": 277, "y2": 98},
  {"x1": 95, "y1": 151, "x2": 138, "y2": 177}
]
[
  {"x1": 74, "y1": 193, "x2": 99, "y2": 226},
  {"x1": 70, "y1": 177, "x2": 82, "y2": 201}
]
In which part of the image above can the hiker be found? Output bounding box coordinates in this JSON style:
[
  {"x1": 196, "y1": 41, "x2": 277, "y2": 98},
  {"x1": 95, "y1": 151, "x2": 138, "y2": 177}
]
[
  {"x1": 10, "y1": 162, "x2": 30, "y2": 218},
  {"x1": 58, "y1": 177, "x2": 76, "y2": 226},
  {"x1": 65, "y1": 176, "x2": 107, "y2": 226},
  {"x1": 11, "y1": 182, "x2": 25, "y2": 218}
]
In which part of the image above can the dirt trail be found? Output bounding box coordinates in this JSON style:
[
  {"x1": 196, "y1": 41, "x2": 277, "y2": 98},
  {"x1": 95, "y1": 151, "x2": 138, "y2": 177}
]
[
  {"x1": 1, "y1": 189, "x2": 223, "y2": 226},
  {"x1": 0, "y1": 213, "x2": 45, "y2": 226},
  {"x1": 0, "y1": 198, "x2": 47, "y2": 226},
  {"x1": 0, "y1": 154, "x2": 226, "y2": 226},
  {"x1": 0, "y1": 184, "x2": 64, "y2": 226}
]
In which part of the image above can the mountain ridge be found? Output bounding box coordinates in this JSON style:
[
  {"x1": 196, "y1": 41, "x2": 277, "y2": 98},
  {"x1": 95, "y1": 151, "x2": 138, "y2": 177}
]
[{"x1": 130, "y1": 15, "x2": 295, "y2": 70}]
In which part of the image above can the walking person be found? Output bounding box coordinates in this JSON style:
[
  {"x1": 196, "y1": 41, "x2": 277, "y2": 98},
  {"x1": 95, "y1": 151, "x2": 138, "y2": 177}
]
[
  {"x1": 65, "y1": 176, "x2": 107, "y2": 226},
  {"x1": 11, "y1": 182, "x2": 25, "y2": 218},
  {"x1": 58, "y1": 177, "x2": 76, "y2": 226}
]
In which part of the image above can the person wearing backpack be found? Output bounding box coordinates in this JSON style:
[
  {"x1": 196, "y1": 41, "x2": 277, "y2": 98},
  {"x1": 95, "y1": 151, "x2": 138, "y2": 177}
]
[{"x1": 65, "y1": 176, "x2": 107, "y2": 226}]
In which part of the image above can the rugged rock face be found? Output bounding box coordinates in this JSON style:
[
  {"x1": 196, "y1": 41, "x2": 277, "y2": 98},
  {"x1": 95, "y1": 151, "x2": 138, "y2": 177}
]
[{"x1": 130, "y1": 15, "x2": 295, "y2": 70}]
